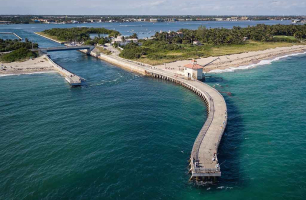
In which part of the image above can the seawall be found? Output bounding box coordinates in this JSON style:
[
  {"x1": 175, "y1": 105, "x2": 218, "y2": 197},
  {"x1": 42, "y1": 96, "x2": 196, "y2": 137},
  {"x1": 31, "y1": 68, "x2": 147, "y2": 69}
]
[
  {"x1": 81, "y1": 50, "x2": 147, "y2": 75},
  {"x1": 34, "y1": 32, "x2": 64, "y2": 44}
]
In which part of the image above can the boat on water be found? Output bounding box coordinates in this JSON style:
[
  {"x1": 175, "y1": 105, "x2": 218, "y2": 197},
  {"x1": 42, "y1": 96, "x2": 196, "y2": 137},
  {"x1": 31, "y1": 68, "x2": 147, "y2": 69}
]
[{"x1": 292, "y1": 19, "x2": 301, "y2": 24}]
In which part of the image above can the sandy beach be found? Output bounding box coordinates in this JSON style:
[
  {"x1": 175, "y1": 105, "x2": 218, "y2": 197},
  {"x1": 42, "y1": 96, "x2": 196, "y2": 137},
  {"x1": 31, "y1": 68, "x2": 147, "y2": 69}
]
[
  {"x1": 154, "y1": 45, "x2": 306, "y2": 73},
  {"x1": 0, "y1": 56, "x2": 55, "y2": 75}
]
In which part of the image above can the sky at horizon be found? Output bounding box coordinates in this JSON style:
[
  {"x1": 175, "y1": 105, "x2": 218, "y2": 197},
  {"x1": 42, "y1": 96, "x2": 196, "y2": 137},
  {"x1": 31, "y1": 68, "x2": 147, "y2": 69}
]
[{"x1": 0, "y1": 0, "x2": 306, "y2": 15}]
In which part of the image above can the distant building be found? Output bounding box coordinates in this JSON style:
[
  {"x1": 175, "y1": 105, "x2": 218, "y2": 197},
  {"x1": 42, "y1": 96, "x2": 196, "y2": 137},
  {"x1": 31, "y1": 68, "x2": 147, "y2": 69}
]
[
  {"x1": 150, "y1": 18, "x2": 162, "y2": 23},
  {"x1": 88, "y1": 19, "x2": 100, "y2": 23},
  {"x1": 240, "y1": 16, "x2": 249, "y2": 21},
  {"x1": 166, "y1": 18, "x2": 177, "y2": 22},
  {"x1": 44, "y1": 19, "x2": 56, "y2": 24},
  {"x1": 184, "y1": 60, "x2": 204, "y2": 80},
  {"x1": 292, "y1": 19, "x2": 302, "y2": 24},
  {"x1": 125, "y1": 38, "x2": 138, "y2": 43},
  {"x1": 0, "y1": 21, "x2": 11, "y2": 24},
  {"x1": 145, "y1": 36, "x2": 156, "y2": 40},
  {"x1": 215, "y1": 18, "x2": 224, "y2": 21},
  {"x1": 176, "y1": 31, "x2": 184, "y2": 37},
  {"x1": 31, "y1": 19, "x2": 47, "y2": 23},
  {"x1": 193, "y1": 41, "x2": 201, "y2": 45},
  {"x1": 112, "y1": 36, "x2": 124, "y2": 44},
  {"x1": 111, "y1": 36, "x2": 138, "y2": 46}
]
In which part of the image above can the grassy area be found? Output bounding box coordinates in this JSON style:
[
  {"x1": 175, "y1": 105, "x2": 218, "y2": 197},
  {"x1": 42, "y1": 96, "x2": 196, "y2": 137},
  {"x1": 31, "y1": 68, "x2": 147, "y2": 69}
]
[
  {"x1": 129, "y1": 41, "x2": 300, "y2": 65},
  {"x1": 273, "y1": 35, "x2": 297, "y2": 40},
  {"x1": 209, "y1": 41, "x2": 297, "y2": 56},
  {"x1": 95, "y1": 46, "x2": 112, "y2": 55},
  {"x1": 35, "y1": 32, "x2": 66, "y2": 43}
]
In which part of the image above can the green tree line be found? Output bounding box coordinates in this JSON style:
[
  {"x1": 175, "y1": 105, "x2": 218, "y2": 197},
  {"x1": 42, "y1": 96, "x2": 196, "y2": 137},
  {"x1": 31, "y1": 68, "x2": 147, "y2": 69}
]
[
  {"x1": 0, "y1": 48, "x2": 38, "y2": 62},
  {"x1": 154, "y1": 24, "x2": 306, "y2": 45},
  {"x1": 43, "y1": 27, "x2": 120, "y2": 42},
  {"x1": 0, "y1": 39, "x2": 38, "y2": 52}
]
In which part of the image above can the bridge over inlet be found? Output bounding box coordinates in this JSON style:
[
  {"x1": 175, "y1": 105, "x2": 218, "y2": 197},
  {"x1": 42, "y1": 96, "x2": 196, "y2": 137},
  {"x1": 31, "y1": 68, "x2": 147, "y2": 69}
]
[
  {"x1": 33, "y1": 46, "x2": 95, "y2": 54},
  {"x1": 0, "y1": 32, "x2": 23, "y2": 40}
]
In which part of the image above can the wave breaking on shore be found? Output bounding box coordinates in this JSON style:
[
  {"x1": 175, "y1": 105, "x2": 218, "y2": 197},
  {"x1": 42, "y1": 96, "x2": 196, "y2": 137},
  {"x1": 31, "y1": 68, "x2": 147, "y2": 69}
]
[
  {"x1": 208, "y1": 51, "x2": 306, "y2": 73},
  {"x1": 0, "y1": 71, "x2": 56, "y2": 77}
]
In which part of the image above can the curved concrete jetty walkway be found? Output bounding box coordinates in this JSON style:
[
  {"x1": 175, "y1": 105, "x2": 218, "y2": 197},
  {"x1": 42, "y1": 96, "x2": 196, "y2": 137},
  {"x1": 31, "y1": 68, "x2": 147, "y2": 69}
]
[
  {"x1": 91, "y1": 49, "x2": 228, "y2": 184},
  {"x1": 145, "y1": 68, "x2": 227, "y2": 183}
]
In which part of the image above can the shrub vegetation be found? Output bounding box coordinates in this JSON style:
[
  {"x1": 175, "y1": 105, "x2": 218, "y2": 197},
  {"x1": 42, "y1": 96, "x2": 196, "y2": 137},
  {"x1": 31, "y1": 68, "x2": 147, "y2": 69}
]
[{"x1": 0, "y1": 48, "x2": 38, "y2": 62}]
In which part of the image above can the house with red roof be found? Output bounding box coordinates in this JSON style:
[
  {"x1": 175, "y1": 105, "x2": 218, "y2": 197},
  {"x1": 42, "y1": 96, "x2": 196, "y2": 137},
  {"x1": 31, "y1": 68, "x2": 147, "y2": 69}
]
[{"x1": 184, "y1": 60, "x2": 204, "y2": 80}]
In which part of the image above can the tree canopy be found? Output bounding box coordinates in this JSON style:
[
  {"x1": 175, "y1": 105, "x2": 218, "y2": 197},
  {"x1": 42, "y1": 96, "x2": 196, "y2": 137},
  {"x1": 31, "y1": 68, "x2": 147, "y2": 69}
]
[
  {"x1": 0, "y1": 39, "x2": 38, "y2": 52},
  {"x1": 153, "y1": 24, "x2": 306, "y2": 45},
  {"x1": 43, "y1": 27, "x2": 120, "y2": 42},
  {"x1": 0, "y1": 48, "x2": 38, "y2": 62}
]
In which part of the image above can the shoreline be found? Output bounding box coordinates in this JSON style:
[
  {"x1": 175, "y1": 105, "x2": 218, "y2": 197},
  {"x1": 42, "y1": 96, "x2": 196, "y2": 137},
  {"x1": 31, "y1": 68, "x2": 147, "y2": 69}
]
[
  {"x1": 0, "y1": 56, "x2": 55, "y2": 76},
  {"x1": 0, "y1": 55, "x2": 84, "y2": 86},
  {"x1": 154, "y1": 45, "x2": 306, "y2": 74},
  {"x1": 209, "y1": 50, "x2": 306, "y2": 73},
  {"x1": 34, "y1": 32, "x2": 65, "y2": 44},
  {"x1": 0, "y1": 71, "x2": 56, "y2": 77}
]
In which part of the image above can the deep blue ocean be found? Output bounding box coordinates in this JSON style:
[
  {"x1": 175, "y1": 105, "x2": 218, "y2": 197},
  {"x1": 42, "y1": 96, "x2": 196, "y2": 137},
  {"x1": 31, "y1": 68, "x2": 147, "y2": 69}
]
[{"x1": 1, "y1": 21, "x2": 306, "y2": 200}]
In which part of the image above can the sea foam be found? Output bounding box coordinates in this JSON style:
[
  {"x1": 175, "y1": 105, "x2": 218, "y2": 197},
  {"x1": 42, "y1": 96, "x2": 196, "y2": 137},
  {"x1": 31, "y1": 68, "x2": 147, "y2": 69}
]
[{"x1": 0, "y1": 71, "x2": 55, "y2": 77}]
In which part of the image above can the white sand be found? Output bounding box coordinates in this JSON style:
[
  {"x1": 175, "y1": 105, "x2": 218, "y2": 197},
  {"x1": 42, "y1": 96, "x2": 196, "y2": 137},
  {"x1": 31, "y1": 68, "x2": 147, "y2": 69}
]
[
  {"x1": 0, "y1": 56, "x2": 55, "y2": 75},
  {"x1": 155, "y1": 45, "x2": 306, "y2": 73}
]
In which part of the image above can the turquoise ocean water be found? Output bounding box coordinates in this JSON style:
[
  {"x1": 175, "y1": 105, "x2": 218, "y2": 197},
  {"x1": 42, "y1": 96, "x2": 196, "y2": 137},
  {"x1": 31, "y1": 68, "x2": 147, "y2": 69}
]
[{"x1": 1, "y1": 21, "x2": 306, "y2": 199}]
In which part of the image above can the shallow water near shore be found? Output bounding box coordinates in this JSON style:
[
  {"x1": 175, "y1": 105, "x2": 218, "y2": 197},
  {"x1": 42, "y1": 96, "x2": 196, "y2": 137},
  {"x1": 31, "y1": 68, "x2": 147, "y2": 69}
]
[
  {"x1": 1, "y1": 22, "x2": 306, "y2": 199},
  {"x1": 209, "y1": 51, "x2": 306, "y2": 73}
]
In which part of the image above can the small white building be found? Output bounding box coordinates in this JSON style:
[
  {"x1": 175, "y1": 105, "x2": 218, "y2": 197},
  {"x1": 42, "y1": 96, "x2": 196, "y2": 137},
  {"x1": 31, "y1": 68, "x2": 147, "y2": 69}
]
[
  {"x1": 184, "y1": 60, "x2": 204, "y2": 80},
  {"x1": 193, "y1": 40, "x2": 201, "y2": 45},
  {"x1": 111, "y1": 36, "x2": 124, "y2": 44},
  {"x1": 111, "y1": 36, "x2": 138, "y2": 46},
  {"x1": 125, "y1": 38, "x2": 138, "y2": 43}
]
